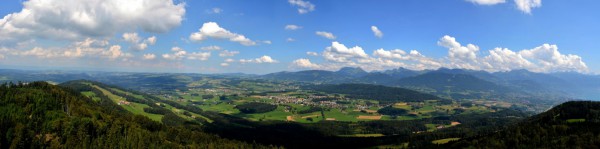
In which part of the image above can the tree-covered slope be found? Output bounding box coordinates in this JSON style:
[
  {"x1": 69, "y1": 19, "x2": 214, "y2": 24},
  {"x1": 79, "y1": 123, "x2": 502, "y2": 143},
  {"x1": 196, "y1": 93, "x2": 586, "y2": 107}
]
[
  {"x1": 0, "y1": 82, "x2": 273, "y2": 148},
  {"x1": 448, "y1": 101, "x2": 600, "y2": 148}
]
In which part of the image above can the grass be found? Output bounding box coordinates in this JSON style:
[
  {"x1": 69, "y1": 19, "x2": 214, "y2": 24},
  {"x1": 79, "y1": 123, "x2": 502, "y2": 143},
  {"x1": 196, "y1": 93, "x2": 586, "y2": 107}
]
[
  {"x1": 431, "y1": 138, "x2": 460, "y2": 144},
  {"x1": 338, "y1": 133, "x2": 385, "y2": 137},
  {"x1": 198, "y1": 102, "x2": 239, "y2": 114},
  {"x1": 244, "y1": 106, "x2": 290, "y2": 121},
  {"x1": 81, "y1": 91, "x2": 101, "y2": 102},
  {"x1": 566, "y1": 119, "x2": 586, "y2": 123},
  {"x1": 323, "y1": 109, "x2": 359, "y2": 122},
  {"x1": 91, "y1": 85, "x2": 164, "y2": 122}
]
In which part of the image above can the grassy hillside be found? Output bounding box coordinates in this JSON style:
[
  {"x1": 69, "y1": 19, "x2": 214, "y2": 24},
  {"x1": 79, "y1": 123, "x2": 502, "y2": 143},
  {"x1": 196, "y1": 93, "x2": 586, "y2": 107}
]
[
  {"x1": 0, "y1": 81, "x2": 273, "y2": 148},
  {"x1": 447, "y1": 101, "x2": 600, "y2": 148}
]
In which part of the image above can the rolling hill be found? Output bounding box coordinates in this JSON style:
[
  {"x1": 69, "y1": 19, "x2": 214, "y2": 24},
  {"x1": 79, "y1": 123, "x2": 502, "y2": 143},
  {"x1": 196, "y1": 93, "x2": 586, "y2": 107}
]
[
  {"x1": 0, "y1": 81, "x2": 272, "y2": 148},
  {"x1": 447, "y1": 101, "x2": 600, "y2": 148}
]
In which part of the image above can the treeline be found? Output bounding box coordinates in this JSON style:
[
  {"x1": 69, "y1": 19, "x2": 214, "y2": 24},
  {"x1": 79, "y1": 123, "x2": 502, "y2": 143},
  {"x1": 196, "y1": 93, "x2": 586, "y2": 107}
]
[
  {"x1": 447, "y1": 101, "x2": 600, "y2": 148},
  {"x1": 236, "y1": 102, "x2": 277, "y2": 114},
  {"x1": 377, "y1": 106, "x2": 409, "y2": 116},
  {"x1": 0, "y1": 81, "x2": 276, "y2": 148},
  {"x1": 306, "y1": 84, "x2": 444, "y2": 104}
]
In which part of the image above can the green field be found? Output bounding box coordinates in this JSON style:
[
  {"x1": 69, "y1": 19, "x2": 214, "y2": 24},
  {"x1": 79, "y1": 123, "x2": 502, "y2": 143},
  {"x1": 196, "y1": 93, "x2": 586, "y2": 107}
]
[
  {"x1": 431, "y1": 138, "x2": 460, "y2": 144},
  {"x1": 91, "y1": 85, "x2": 164, "y2": 122},
  {"x1": 338, "y1": 133, "x2": 385, "y2": 137},
  {"x1": 566, "y1": 118, "x2": 586, "y2": 123}
]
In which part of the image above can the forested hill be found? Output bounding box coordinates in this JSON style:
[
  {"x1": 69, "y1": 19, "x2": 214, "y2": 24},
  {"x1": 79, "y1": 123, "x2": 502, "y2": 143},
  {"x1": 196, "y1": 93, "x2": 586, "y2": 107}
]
[
  {"x1": 0, "y1": 82, "x2": 274, "y2": 148},
  {"x1": 447, "y1": 101, "x2": 600, "y2": 148},
  {"x1": 305, "y1": 84, "x2": 445, "y2": 104}
]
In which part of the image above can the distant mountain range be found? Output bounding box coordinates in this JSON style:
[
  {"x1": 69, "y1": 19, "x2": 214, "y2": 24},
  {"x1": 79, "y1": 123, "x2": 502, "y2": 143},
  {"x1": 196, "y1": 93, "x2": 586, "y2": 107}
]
[
  {"x1": 1, "y1": 67, "x2": 599, "y2": 100},
  {"x1": 260, "y1": 67, "x2": 600, "y2": 100}
]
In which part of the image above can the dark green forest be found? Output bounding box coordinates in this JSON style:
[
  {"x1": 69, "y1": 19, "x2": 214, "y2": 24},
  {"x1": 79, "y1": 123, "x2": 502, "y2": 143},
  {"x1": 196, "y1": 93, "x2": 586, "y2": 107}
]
[
  {"x1": 447, "y1": 101, "x2": 600, "y2": 148},
  {"x1": 0, "y1": 82, "x2": 275, "y2": 148}
]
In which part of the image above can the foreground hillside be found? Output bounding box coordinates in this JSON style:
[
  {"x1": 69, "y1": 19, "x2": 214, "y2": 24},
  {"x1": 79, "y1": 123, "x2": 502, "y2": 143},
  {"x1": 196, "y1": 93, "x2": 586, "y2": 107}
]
[
  {"x1": 448, "y1": 101, "x2": 600, "y2": 148},
  {"x1": 0, "y1": 82, "x2": 273, "y2": 148}
]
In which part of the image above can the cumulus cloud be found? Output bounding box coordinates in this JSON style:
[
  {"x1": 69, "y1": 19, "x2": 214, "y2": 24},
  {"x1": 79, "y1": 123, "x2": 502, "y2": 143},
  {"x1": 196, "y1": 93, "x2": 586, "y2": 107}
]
[
  {"x1": 514, "y1": 0, "x2": 542, "y2": 14},
  {"x1": 122, "y1": 32, "x2": 156, "y2": 51},
  {"x1": 219, "y1": 50, "x2": 239, "y2": 57},
  {"x1": 6, "y1": 38, "x2": 132, "y2": 60},
  {"x1": 225, "y1": 58, "x2": 235, "y2": 62},
  {"x1": 371, "y1": 26, "x2": 383, "y2": 38},
  {"x1": 187, "y1": 52, "x2": 211, "y2": 61},
  {"x1": 162, "y1": 47, "x2": 188, "y2": 60},
  {"x1": 437, "y1": 35, "x2": 481, "y2": 69},
  {"x1": 289, "y1": 36, "x2": 587, "y2": 73},
  {"x1": 519, "y1": 44, "x2": 587, "y2": 72},
  {"x1": 200, "y1": 45, "x2": 223, "y2": 51},
  {"x1": 316, "y1": 31, "x2": 336, "y2": 40},
  {"x1": 323, "y1": 42, "x2": 369, "y2": 63},
  {"x1": 143, "y1": 53, "x2": 156, "y2": 60},
  {"x1": 437, "y1": 35, "x2": 587, "y2": 72},
  {"x1": 467, "y1": 0, "x2": 506, "y2": 5},
  {"x1": 291, "y1": 58, "x2": 321, "y2": 69},
  {"x1": 286, "y1": 38, "x2": 296, "y2": 42},
  {"x1": 0, "y1": 0, "x2": 185, "y2": 42},
  {"x1": 220, "y1": 63, "x2": 229, "y2": 67},
  {"x1": 306, "y1": 51, "x2": 318, "y2": 56},
  {"x1": 189, "y1": 22, "x2": 257, "y2": 46},
  {"x1": 240, "y1": 55, "x2": 277, "y2": 63},
  {"x1": 285, "y1": 25, "x2": 302, "y2": 30},
  {"x1": 288, "y1": 0, "x2": 315, "y2": 14},
  {"x1": 103, "y1": 45, "x2": 125, "y2": 59}
]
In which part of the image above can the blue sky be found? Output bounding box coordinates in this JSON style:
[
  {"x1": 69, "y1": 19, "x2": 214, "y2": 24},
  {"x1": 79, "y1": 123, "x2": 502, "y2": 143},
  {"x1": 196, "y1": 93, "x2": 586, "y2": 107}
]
[{"x1": 0, "y1": 0, "x2": 598, "y2": 74}]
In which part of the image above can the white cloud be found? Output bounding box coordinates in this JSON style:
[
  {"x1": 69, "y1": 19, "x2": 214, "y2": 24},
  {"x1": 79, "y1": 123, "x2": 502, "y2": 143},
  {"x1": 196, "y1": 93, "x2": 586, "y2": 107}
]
[
  {"x1": 514, "y1": 0, "x2": 542, "y2": 14},
  {"x1": 122, "y1": 32, "x2": 156, "y2": 51},
  {"x1": 291, "y1": 58, "x2": 321, "y2": 69},
  {"x1": 262, "y1": 40, "x2": 272, "y2": 44},
  {"x1": 288, "y1": 0, "x2": 315, "y2": 14},
  {"x1": 162, "y1": 47, "x2": 187, "y2": 60},
  {"x1": 316, "y1": 31, "x2": 336, "y2": 40},
  {"x1": 437, "y1": 35, "x2": 480, "y2": 69},
  {"x1": 467, "y1": 0, "x2": 506, "y2": 5},
  {"x1": 143, "y1": 53, "x2": 156, "y2": 60},
  {"x1": 322, "y1": 42, "x2": 369, "y2": 63},
  {"x1": 219, "y1": 50, "x2": 239, "y2": 57},
  {"x1": 209, "y1": 8, "x2": 223, "y2": 14},
  {"x1": 220, "y1": 63, "x2": 229, "y2": 67},
  {"x1": 200, "y1": 45, "x2": 223, "y2": 51},
  {"x1": 0, "y1": 0, "x2": 185, "y2": 42},
  {"x1": 436, "y1": 35, "x2": 587, "y2": 72},
  {"x1": 519, "y1": 44, "x2": 587, "y2": 72},
  {"x1": 285, "y1": 25, "x2": 302, "y2": 30},
  {"x1": 145, "y1": 36, "x2": 157, "y2": 45},
  {"x1": 481, "y1": 47, "x2": 533, "y2": 71},
  {"x1": 306, "y1": 51, "x2": 318, "y2": 56},
  {"x1": 7, "y1": 38, "x2": 132, "y2": 60},
  {"x1": 103, "y1": 45, "x2": 124, "y2": 59},
  {"x1": 286, "y1": 38, "x2": 296, "y2": 42},
  {"x1": 371, "y1": 26, "x2": 383, "y2": 38},
  {"x1": 225, "y1": 58, "x2": 235, "y2": 62},
  {"x1": 240, "y1": 55, "x2": 277, "y2": 63},
  {"x1": 187, "y1": 52, "x2": 211, "y2": 61},
  {"x1": 289, "y1": 36, "x2": 587, "y2": 73},
  {"x1": 189, "y1": 22, "x2": 257, "y2": 46},
  {"x1": 123, "y1": 32, "x2": 141, "y2": 43}
]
